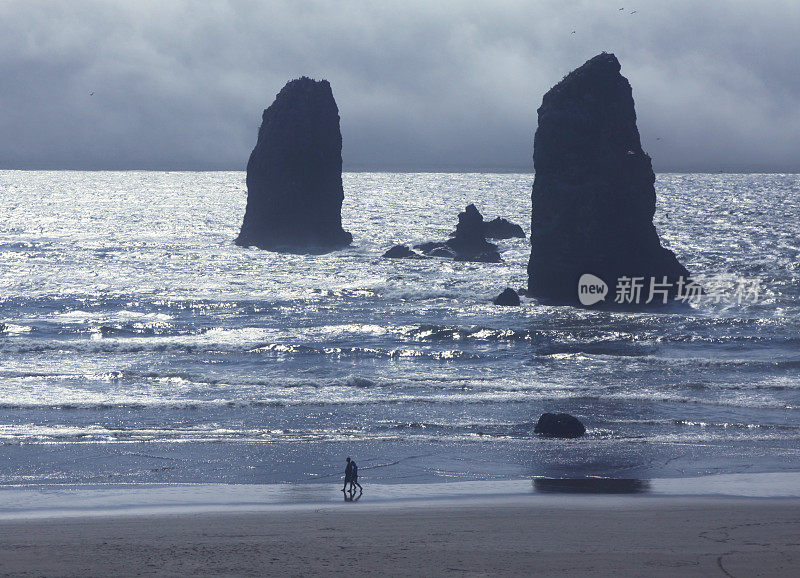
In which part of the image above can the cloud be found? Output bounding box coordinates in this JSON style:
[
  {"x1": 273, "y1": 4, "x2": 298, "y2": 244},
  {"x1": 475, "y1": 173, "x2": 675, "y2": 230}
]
[{"x1": 0, "y1": 0, "x2": 798, "y2": 171}]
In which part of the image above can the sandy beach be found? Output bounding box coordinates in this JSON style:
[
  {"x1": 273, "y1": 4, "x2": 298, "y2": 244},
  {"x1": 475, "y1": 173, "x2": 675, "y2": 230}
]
[{"x1": 1, "y1": 496, "x2": 799, "y2": 576}]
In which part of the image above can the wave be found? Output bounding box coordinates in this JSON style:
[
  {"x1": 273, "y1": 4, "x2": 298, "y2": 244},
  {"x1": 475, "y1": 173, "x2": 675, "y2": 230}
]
[
  {"x1": 0, "y1": 241, "x2": 50, "y2": 251},
  {"x1": 604, "y1": 417, "x2": 800, "y2": 432},
  {"x1": 248, "y1": 343, "x2": 476, "y2": 360},
  {"x1": 0, "y1": 323, "x2": 33, "y2": 335},
  {"x1": 4, "y1": 418, "x2": 800, "y2": 446},
  {"x1": 527, "y1": 351, "x2": 800, "y2": 372},
  {"x1": 535, "y1": 342, "x2": 657, "y2": 357},
  {"x1": 402, "y1": 324, "x2": 538, "y2": 342},
  {"x1": 49, "y1": 310, "x2": 174, "y2": 323},
  {"x1": 0, "y1": 386, "x2": 796, "y2": 411},
  {"x1": 0, "y1": 421, "x2": 538, "y2": 445}
]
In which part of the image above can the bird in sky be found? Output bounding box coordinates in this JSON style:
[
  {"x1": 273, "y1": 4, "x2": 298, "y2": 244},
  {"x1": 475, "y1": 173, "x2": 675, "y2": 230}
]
[
  {"x1": 89, "y1": 91, "x2": 94, "y2": 96},
  {"x1": 630, "y1": 10, "x2": 637, "y2": 14},
  {"x1": 619, "y1": 7, "x2": 624, "y2": 10}
]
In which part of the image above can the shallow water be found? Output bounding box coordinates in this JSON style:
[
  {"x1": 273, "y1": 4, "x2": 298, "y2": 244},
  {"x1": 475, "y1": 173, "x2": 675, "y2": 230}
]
[{"x1": 0, "y1": 171, "x2": 799, "y2": 485}]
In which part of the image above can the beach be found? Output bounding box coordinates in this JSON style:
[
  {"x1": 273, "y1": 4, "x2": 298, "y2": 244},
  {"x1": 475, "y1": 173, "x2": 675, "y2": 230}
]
[{"x1": 1, "y1": 495, "x2": 799, "y2": 576}]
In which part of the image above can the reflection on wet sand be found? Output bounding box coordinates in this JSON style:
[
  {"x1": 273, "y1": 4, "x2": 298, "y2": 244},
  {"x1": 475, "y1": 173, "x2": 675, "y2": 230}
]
[
  {"x1": 344, "y1": 490, "x2": 363, "y2": 503},
  {"x1": 533, "y1": 478, "x2": 651, "y2": 494}
]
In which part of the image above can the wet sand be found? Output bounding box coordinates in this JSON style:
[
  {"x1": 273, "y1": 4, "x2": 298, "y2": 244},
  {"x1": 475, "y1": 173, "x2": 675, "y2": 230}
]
[{"x1": 1, "y1": 496, "x2": 799, "y2": 576}]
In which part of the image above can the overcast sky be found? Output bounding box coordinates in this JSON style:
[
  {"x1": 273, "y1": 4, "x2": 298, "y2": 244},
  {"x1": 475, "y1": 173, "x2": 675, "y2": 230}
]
[{"x1": 1, "y1": 0, "x2": 798, "y2": 172}]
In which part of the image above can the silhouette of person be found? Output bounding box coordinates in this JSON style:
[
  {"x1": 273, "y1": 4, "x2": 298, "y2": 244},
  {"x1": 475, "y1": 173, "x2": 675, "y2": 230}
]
[
  {"x1": 342, "y1": 457, "x2": 353, "y2": 492},
  {"x1": 349, "y1": 458, "x2": 363, "y2": 493}
]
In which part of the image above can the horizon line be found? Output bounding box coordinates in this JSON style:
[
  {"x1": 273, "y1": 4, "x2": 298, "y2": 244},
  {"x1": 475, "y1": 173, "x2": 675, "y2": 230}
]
[{"x1": 2, "y1": 166, "x2": 800, "y2": 175}]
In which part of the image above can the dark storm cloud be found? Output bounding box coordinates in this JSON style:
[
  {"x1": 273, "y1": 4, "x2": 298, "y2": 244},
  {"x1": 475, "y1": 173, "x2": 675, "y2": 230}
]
[{"x1": 1, "y1": 0, "x2": 798, "y2": 171}]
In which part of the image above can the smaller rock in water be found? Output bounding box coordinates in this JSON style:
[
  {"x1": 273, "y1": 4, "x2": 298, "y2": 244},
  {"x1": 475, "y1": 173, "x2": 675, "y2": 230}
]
[
  {"x1": 484, "y1": 217, "x2": 525, "y2": 239},
  {"x1": 534, "y1": 413, "x2": 586, "y2": 438},
  {"x1": 448, "y1": 204, "x2": 487, "y2": 251},
  {"x1": 493, "y1": 288, "x2": 521, "y2": 306},
  {"x1": 417, "y1": 204, "x2": 502, "y2": 262},
  {"x1": 449, "y1": 209, "x2": 525, "y2": 240},
  {"x1": 382, "y1": 245, "x2": 425, "y2": 259}
]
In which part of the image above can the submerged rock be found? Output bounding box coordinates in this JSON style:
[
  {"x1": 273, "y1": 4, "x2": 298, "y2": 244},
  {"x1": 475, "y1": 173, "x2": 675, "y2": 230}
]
[
  {"x1": 236, "y1": 77, "x2": 352, "y2": 251},
  {"x1": 534, "y1": 413, "x2": 586, "y2": 438},
  {"x1": 527, "y1": 53, "x2": 690, "y2": 306},
  {"x1": 382, "y1": 245, "x2": 425, "y2": 259},
  {"x1": 493, "y1": 288, "x2": 521, "y2": 306},
  {"x1": 416, "y1": 205, "x2": 502, "y2": 262},
  {"x1": 484, "y1": 217, "x2": 525, "y2": 239}
]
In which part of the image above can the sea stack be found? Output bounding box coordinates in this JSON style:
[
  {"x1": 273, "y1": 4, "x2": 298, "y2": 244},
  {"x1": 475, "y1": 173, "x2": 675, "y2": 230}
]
[
  {"x1": 236, "y1": 77, "x2": 352, "y2": 250},
  {"x1": 527, "y1": 53, "x2": 690, "y2": 306}
]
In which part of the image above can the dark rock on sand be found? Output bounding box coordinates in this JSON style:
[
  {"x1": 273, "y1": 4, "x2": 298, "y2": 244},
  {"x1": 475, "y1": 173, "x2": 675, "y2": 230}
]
[
  {"x1": 534, "y1": 413, "x2": 586, "y2": 438},
  {"x1": 236, "y1": 77, "x2": 352, "y2": 251},
  {"x1": 493, "y1": 288, "x2": 521, "y2": 306},
  {"x1": 484, "y1": 217, "x2": 525, "y2": 239},
  {"x1": 527, "y1": 53, "x2": 690, "y2": 306},
  {"x1": 382, "y1": 245, "x2": 425, "y2": 259},
  {"x1": 417, "y1": 205, "x2": 502, "y2": 262}
]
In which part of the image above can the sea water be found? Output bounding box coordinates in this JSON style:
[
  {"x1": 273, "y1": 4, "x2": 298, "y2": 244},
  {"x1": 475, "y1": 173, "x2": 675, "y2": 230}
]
[{"x1": 0, "y1": 171, "x2": 798, "y2": 486}]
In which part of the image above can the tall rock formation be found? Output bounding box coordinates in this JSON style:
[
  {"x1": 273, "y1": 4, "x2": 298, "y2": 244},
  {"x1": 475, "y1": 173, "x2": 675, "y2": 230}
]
[
  {"x1": 527, "y1": 53, "x2": 690, "y2": 306},
  {"x1": 236, "y1": 77, "x2": 352, "y2": 250}
]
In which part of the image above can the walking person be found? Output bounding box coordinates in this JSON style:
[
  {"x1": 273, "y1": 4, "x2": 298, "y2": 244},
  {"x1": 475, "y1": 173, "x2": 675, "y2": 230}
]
[
  {"x1": 349, "y1": 458, "x2": 363, "y2": 493},
  {"x1": 342, "y1": 457, "x2": 353, "y2": 492}
]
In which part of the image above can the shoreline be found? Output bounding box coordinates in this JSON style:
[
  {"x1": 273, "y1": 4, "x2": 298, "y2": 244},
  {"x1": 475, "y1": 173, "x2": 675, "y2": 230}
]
[{"x1": 2, "y1": 471, "x2": 800, "y2": 521}]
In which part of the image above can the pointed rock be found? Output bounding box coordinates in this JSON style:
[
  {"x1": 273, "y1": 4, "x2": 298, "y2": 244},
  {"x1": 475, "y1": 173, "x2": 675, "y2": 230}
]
[
  {"x1": 236, "y1": 77, "x2": 352, "y2": 251},
  {"x1": 527, "y1": 53, "x2": 690, "y2": 306},
  {"x1": 448, "y1": 204, "x2": 490, "y2": 254}
]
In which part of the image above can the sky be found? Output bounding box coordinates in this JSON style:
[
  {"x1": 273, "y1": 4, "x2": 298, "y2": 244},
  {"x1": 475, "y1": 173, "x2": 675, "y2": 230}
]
[{"x1": 1, "y1": 0, "x2": 798, "y2": 172}]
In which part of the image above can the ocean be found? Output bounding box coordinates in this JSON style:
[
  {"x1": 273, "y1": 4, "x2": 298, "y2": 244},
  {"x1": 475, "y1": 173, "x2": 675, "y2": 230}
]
[{"x1": 1, "y1": 170, "x2": 799, "y2": 488}]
